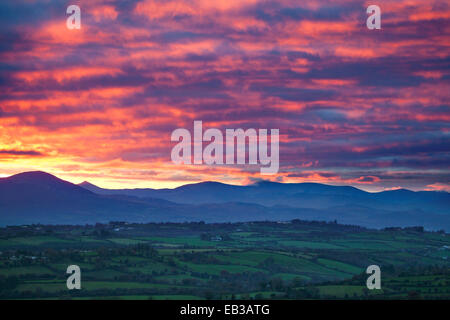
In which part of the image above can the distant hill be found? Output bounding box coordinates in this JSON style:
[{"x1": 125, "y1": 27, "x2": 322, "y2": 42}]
[
  {"x1": 79, "y1": 179, "x2": 450, "y2": 214},
  {"x1": 0, "y1": 171, "x2": 449, "y2": 230},
  {"x1": 0, "y1": 172, "x2": 179, "y2": 225}
]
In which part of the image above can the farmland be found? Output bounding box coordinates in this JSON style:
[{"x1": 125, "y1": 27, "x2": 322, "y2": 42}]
[{"x1": 0, "y1": 220, "x2": 448, "y2": 299}]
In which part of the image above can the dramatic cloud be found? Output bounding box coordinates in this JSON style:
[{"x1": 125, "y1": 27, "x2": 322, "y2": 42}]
[
  {"x1": 0, "y1": 0, "x2": 448, "y2": 191},
  {"x1": 0, "y1": 149, "x2": 43, "y2": 156}
]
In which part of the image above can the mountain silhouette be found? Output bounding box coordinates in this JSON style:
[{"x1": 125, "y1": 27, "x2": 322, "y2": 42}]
[
  {"x1": 0, "y1": 171, "x2": 178, "y2": 225},
  {"x1": 0, "y1": 171, "x2": 449, "y2": 230},
  {"x1": 79, "y1": 178, "x2": 449, "y2": 213}
]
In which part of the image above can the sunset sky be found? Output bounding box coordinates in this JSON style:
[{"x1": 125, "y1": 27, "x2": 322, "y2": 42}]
[{"x1": 0, "y1": 0, "x2": 449, "y2": 191}]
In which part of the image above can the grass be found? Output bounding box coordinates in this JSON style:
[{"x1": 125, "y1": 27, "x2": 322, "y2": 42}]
[
  {"x1": 317, "y1": 285, "x2": 377, "y2": 297},
  {"x1": 1, "y1": 222, "x2": 448, "y2": 300}
]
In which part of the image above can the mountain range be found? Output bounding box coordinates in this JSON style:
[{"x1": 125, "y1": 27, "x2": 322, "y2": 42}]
[{"x1": 0, "y1": 171, "x2": 449, "y2": 230}]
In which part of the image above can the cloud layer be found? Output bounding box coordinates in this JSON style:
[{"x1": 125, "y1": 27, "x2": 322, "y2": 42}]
[{"x1": 0, "y1": 0, "x2": 449, "y2": 190}]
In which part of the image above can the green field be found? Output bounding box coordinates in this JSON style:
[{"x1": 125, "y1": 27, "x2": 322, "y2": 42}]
[{"x1": 0, "y1": 221, "x2": 448, "y2": 299}]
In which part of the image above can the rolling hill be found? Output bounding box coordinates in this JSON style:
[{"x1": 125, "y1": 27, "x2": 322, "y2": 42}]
[
  {"x1": 0, "y1": 171, "x2": 449, "y2": 230},
  {"x1": 79, "y1": 179, "x2": 450, "y2": 214}
]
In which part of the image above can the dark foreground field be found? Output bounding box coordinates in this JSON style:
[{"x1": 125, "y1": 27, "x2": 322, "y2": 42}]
[{"x1": 0, "y1": 220, "x2": 448, "y2": 300}]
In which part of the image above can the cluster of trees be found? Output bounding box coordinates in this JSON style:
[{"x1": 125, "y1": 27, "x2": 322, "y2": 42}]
[{"x1": 0, "y1": 276, "x2": 19, "y2": 293}]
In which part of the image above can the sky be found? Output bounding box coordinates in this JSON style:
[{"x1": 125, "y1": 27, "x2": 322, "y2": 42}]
[{"x1": 0, "y1": 0, "x2": 449, "y2": 191}]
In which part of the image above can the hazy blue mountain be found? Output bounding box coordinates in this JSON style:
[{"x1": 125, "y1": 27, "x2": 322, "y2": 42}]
[
  {"x1": 79, "y1": 179, "x2": 450, "y2": 214},
  {"x1": 0, "y1": 172, "x2": 178, "y2": 225},
  {"x1": 0, "y1": 171, "x2": 449, "y2": 230}
]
